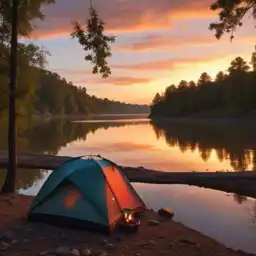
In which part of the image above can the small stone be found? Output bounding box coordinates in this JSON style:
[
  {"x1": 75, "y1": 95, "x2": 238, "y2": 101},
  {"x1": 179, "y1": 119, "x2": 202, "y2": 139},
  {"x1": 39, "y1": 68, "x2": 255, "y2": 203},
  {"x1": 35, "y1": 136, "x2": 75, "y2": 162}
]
[
  {"x1": 11, "y1": 240, "x2": 18, "y2": 244},
  {"x1": 135, "y1": 253, "x2": 141, "y2": 256},
  {"x1": 1, "y1": 231, "x2": 14, "y2": 241},
  {"x1": 55, "y1": 247, "x2": 74, "y2": 256},
  {"x1": 23, "y1": 239, "x2": 28, "y2": 243},
  {"x1": 40, "y1": 249, "x2": 55, "y2": 256},
  {"x1": 157, "y1": 208, "x2": 174, "y2": 219},
  {"x1": 101, "y1": 239, "x2": 109, "y2": 246},
  {"x1": 105, "y1": 243, "x2": 115, "y2": 250},
  {"x1": 80, "y1": 248, "x2": 92, "y2": 256},
  {"x1": 71, "y1": 249, "x2": 80, "y2": 256},
  {"x1": 0, "y1": 241, "x2": 10, "y2": 249},
  {"x1": 149, "y1": 240, "x2": 156, "y2": 245},
  {"x1": 148, "y1": 220, "x2": 159, "y2": 226},
  {"x1": 95, "y1": 250, "x2": 107, "y2": 256}
]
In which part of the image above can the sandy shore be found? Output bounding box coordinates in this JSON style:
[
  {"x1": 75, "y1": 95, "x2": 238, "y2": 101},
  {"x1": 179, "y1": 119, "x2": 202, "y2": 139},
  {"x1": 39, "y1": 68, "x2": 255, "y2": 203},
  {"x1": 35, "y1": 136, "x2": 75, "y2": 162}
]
[{"x1": 0, "y1": 194, "x2": 254, "y2": 256}]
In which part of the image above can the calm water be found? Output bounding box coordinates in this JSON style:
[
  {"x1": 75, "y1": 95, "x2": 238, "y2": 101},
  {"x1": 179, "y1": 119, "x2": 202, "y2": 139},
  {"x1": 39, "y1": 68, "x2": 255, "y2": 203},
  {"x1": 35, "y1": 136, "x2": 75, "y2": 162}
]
[{"x1": 0, "y1": 114, "x2": 256, "y2": 253}]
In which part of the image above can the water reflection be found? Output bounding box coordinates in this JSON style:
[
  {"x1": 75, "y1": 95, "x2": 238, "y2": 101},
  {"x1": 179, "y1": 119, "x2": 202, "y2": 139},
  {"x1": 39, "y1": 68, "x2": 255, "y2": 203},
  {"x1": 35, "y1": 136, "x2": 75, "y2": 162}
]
[
  {"x1": 133, "y1": 183, "x2": 256, "y2": 254},
  {"x1": 0, "y1": 116, "x2": 255, "y2": 171},
  {"x1": 151, "y1": 119, "x2": 256, "y2": 171}
]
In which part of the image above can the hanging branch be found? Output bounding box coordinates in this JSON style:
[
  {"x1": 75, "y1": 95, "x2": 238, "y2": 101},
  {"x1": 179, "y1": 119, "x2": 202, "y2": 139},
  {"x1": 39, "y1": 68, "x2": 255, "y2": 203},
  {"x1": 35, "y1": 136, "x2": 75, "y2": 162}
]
[{"x1": 71, "y1": 2, "x2": 115, "y2": 78}]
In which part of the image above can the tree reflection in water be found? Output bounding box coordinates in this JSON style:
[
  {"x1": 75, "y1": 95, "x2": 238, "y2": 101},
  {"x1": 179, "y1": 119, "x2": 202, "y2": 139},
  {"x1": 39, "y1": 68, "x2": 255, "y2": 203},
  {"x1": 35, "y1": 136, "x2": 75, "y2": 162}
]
[{"x1": 150, "y1": 119, "x2": 256, "y2": 171}]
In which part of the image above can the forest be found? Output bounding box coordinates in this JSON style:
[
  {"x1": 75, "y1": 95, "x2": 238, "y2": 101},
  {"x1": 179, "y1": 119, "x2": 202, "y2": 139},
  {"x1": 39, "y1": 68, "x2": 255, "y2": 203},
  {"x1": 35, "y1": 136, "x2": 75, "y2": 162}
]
[
  {"x1": 150, "y1": 52, "x2": 256, "y2": 118},
  {"x1": 0, "y1": 45, "x2": 149, "y2": 118}
]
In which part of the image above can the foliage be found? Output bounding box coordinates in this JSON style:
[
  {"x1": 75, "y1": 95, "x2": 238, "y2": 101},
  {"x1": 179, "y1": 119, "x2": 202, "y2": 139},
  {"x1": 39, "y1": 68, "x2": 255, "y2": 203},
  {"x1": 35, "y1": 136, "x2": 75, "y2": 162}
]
[
  {"x1": 150, "y1": 53, "x2": 256, "y2": 118},
  {"x1": 71, "y1": 7, "x2": 115, "y2": 78},
  {"x1": 209, "y1": 0, "x2": 256, "y2": 39},
  {"x1": 0, "y1": 0, "x2": 55, "y2": 42},
  {"x1": 251, "y1": 49, "x2": 256, "y2": 71}
]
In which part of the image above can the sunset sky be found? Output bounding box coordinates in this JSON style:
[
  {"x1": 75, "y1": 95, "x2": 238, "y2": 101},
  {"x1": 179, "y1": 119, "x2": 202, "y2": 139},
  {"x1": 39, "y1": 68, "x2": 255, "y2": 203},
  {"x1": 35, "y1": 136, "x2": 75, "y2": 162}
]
[{"x1": 28, "y1": 0, "x2": 255, "y2": 104}]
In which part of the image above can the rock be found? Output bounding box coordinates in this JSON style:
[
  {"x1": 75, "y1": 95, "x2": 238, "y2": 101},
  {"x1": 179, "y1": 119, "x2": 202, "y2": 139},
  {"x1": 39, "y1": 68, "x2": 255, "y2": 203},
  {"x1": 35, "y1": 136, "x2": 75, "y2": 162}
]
[
  {"x1": 149, "y1": 240, "x2": 156, "y2": 245},
  {"x1": 55, "y1": 247, "x2": 75, "y2": 256},
  {"x1": 23, "y1": 239, "x2": 29, "y2": 243},
  {"x1": 100, "y1": 239, "x2": 109, "y2": 246},
  {"x1": 0, "y1": 231, "x2": 14, "y2": 241},
  {"x1": 0, "y1": 241, "x2": 10, "y2": 250},
  {"x1": 135, "y1": 253, "x2": 141, "y2": 256},
  {"x1": 80, "y1": 248, "x2": 92, "y2": 256},
  {"x1": 105, "y1": 243, "x2": 115, "y2": 250},
  {"x1": 95, "y1": 250, "x2": 108, "y2": 256},
  {"x1": 71, "y1": 249, "x2": 81, "y2": 256},
  {"x1": 148, "y1": 220, "x2": 159, "y2": 226},
  {"x1": 40, "y1": 249, "x2": 55, "y2": 256},
  {"x1": 157, "y1": 208, "x2": 174, "y2": 219}
]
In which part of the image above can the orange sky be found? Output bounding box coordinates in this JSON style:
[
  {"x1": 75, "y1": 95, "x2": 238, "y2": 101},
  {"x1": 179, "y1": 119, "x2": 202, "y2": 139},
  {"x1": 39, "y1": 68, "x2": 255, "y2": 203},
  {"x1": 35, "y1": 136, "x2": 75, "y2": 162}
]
[{"x1": 28, "y1": 0, "x2": 256, "y2": 104}]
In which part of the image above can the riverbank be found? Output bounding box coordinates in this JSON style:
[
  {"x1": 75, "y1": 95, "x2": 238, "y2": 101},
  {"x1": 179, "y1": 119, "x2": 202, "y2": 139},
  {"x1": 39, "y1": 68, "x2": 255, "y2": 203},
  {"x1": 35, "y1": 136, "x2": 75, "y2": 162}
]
[{"x1": 0, "y1": 194, "x2": 254, "y2": 256}]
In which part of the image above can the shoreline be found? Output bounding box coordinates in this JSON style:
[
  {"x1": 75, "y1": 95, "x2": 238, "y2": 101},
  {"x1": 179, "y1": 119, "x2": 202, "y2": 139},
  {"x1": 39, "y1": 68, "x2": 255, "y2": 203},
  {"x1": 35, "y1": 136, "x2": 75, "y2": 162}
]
[
  {"x1": 0, "y1": 194, "x2": 254, "y2": 256},
  {"x1": 149, "y1": 116, "x2": 256, "y2": 125}
]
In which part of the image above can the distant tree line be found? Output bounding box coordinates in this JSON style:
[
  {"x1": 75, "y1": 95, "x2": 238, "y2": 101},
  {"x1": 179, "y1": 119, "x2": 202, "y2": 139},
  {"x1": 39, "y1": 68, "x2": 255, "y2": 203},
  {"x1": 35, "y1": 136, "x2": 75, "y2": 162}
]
[
  {"x1": 150, "y1": 52, "x2": 256, "y2": 118},
  {"x1": 0, "y1": 43, "x2": 148, "y2": 118},
  {"x1": 34, "y1": 69, "x2": 149, "y2": 116}
]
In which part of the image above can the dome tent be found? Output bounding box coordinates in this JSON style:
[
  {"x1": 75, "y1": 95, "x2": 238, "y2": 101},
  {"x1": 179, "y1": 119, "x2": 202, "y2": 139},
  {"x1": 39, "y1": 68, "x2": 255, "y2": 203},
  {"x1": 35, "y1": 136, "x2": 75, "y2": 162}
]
[{"x1": 27, "y1": 156, "x2": 146, "y2": 231}]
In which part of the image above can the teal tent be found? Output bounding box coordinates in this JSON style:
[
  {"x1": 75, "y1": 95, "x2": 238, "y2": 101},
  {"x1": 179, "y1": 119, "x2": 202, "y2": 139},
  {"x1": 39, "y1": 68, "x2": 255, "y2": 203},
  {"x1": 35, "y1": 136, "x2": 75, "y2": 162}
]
[{"x1": 27, "y1": 156, "x2": 146, "y2": 231}]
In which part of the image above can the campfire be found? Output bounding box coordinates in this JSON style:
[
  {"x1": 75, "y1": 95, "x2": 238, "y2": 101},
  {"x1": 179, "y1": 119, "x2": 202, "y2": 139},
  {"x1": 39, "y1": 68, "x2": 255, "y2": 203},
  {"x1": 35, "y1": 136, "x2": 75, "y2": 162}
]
[{"x1": 119, "y1": 209, "x2": 140, "y2": 233}]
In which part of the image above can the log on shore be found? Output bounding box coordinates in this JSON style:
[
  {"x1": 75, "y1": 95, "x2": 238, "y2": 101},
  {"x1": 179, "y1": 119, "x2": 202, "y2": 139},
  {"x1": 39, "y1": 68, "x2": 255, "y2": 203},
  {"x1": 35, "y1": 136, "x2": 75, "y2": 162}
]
[
  {"x1": 124, "y1": 166, "x2": 256, "y2": 198},
  {"x1": 0, "y1": 152, "x2": 255, "y2": 198}
]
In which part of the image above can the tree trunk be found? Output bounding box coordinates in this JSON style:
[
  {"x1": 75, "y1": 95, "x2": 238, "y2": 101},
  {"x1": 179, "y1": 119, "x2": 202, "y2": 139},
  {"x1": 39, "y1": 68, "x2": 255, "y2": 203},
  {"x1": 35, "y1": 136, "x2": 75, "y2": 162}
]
[{"x1": 1, "y1": 0, "x2": 18, "y2": 194}]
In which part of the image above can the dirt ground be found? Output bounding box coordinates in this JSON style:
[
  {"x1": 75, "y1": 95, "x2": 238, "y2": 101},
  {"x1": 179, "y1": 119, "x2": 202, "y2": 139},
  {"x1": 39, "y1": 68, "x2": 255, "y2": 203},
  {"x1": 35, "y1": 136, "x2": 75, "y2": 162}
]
[{"x1": 0, "y1": 194, "x2": 254, "y2": 256}]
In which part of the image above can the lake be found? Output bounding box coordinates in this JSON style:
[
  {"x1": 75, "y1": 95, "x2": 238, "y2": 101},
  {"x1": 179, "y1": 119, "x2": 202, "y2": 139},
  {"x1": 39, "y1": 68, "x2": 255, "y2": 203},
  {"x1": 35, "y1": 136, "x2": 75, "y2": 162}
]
[{"x1": 0, "y1": 114, "x2": 256, "y2": 253}]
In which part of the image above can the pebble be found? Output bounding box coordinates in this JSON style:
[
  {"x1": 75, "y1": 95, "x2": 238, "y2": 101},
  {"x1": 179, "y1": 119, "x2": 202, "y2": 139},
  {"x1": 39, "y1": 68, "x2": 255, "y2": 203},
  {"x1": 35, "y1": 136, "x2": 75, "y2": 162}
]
[
  {"x1": 149, "y1": 240, "x2": 156, "y2": 245},
  {"x1": 95, "y1": 250, "x2": 108, "y2": 256},
  {"x1": 148, "y1": 220, "x2": 159, "y2": 226},
  {"x1": 80, "y1": 248, "x2": 92, "y2": 256},
  {"x1": 105, "y1": 243, "x2": 115, "y2": 250},
  {"x1": 0, "y1": 241, "x2": 10, "y2": 251},
  {"x1": 55, "y1": 247, "x2": 76, "y2": 256},
  {"x1": 0, "y1": 231, "x2": 14, "y2": 241},
  {"x1": 40, "y1": 249, "x2": 55, "y2": 256},
  {"x1": 71, "y1": 249, "x2": 81, "y2": 256}
]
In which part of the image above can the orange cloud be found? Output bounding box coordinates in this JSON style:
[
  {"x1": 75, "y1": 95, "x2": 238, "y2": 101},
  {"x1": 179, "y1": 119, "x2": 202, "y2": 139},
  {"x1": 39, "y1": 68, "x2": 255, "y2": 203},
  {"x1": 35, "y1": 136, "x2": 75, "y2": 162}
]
[
  {"x1": 73, "y1": 76, "x2": 153, "y2": 86},
  {"x1": 112, "y1": 55, "x2": 223, "y2": 71},
  {"x1": 242, "y1": 36, "x2": 256, "y2": 44},
  {"x1": 30, "y1": 0, "x2": 214, "y2": 39},
  {"x1": 117, "y1": 35, "x2": 217, "y2": 52}
]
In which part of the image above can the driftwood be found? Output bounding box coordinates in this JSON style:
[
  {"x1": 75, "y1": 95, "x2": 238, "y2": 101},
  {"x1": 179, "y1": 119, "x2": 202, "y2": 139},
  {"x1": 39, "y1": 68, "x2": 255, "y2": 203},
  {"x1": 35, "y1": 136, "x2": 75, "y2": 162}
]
[{"x1": 0, "y1": 152, "x2": 255, "y2": 198}]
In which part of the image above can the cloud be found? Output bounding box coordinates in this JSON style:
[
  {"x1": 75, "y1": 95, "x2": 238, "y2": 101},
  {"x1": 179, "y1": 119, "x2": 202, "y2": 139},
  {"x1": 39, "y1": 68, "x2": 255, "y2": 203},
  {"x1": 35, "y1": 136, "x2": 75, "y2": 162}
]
[
  {"x1": 112, "y1": 55, "x2": 222, "y2": 71},
  {"x1": 117, "y1": 34, "x2": 217, "y2": 52},
  {"x1": 31, "y1": 0, "x2": 214, "y2": 39},
  {"x1": 73, "y1": 76, "x2": 153, "y2": 86}
]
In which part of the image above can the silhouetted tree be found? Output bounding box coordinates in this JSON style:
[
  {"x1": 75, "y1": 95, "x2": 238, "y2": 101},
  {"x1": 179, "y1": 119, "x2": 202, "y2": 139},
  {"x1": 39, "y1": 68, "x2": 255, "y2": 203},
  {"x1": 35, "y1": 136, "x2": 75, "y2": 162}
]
[
  {"x1": 150, "y1": 54, "x2": 256, "y2": 119},
  {"x1": 209, "y1": 0, "x2": 256, "y2": 39},
  {"x1": 228, "y1": 57, "x2": 250, "y2": 74},
  {"x1": 215, "y1": 71, "x2": 227, "y2": 82},
  {"x1": 71, "y1": 3, "x2": 115, "y2": 78},
  {"x1": 251, "y1": 49, "x2": 256, "y2": 71},
  {"x1": 198, "y1": 72, "x2": 212, "y2": 86}
]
